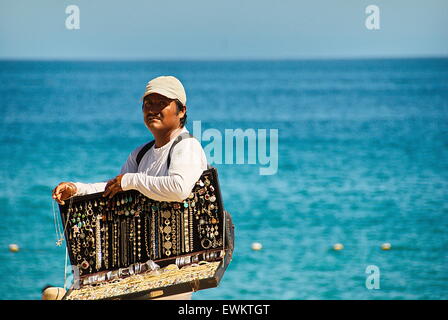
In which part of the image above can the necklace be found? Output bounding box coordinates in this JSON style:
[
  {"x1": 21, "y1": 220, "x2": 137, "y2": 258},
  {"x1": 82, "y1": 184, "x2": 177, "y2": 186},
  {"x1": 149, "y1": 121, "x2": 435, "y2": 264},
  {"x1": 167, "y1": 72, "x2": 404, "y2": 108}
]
[
  {"x1": 144, "y1": 213, "x2": 150, "y2": 260},
  {"x1": 188, "y1": 200, "x2": 194, "y2": 251},
  {"x1": 137, "y1": 217, "x2": 142, "y2": 261},
  {"x1": 151, "y1": 204, "x2": 156, "y2": 259},
  {"x1": 171, "y1": 208, "x2": 177, "y2": 255},
  {"x1": 104, "y1": 219, "x2": 109, "y2": 270},
  {"x1": 184, "y1": 208, "x2": 189, "y2": 253},
  {"x1": 53, "y1": 197, "x2": 73, "y2": 246},
  {"x1": 95, "y1": 214, "x2": 102, "y2": 271}
]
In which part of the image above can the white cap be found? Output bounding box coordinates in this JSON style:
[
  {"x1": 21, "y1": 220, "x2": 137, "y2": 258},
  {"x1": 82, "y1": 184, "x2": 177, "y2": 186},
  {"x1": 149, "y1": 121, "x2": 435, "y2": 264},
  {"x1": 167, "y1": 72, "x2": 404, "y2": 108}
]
[{"x1": 142, "y1": 76, "x2": 187, "y2": 106}]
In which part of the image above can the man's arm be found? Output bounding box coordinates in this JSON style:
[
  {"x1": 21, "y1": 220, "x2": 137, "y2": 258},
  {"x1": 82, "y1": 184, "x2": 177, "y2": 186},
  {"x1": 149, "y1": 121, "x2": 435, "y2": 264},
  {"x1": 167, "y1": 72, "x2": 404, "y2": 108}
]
[
  {"x1": 120, "y1": 138, "x2": 207, "y2": 202},
  {"x1": 71, "y1": 181, "x2": 108, "y2": 196}
]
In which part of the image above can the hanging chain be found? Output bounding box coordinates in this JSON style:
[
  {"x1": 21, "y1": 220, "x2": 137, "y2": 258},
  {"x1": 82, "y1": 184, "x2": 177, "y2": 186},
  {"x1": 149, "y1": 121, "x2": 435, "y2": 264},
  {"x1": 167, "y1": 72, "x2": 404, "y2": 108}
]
[{"x1": 53, "y1": 196, "x2": 73, "y2": 246}]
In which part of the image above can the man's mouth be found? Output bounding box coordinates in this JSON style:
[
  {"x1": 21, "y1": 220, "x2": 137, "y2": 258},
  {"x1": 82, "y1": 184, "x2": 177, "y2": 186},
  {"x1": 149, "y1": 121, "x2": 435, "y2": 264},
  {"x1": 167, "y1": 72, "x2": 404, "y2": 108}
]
[{"x1": 147, "y1": 117, "x2": 160, "y2": 122}]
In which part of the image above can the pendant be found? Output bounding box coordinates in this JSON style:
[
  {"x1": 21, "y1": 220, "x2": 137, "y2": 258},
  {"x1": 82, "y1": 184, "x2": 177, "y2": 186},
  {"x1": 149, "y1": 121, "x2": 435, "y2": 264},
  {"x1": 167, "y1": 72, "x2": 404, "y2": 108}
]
[
  {"x1": 162, "y1": 210, "x2": 171, "y2": 219},
  {"x1": 81, "y1": 260, "x2": 89, "y2": 269}
]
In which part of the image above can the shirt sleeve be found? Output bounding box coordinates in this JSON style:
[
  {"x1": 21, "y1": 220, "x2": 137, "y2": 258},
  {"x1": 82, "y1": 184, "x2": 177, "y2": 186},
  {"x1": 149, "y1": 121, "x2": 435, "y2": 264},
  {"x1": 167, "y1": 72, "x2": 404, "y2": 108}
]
[
  {"x1": 120, "y1": 138, "x2": 207, "y2": 202},
  {"x1": 72, "y1": 181, "x2": 108, "y2": 196},
  {"x1": 72, "y1": 144, "x2": 144, "y2": 196}
]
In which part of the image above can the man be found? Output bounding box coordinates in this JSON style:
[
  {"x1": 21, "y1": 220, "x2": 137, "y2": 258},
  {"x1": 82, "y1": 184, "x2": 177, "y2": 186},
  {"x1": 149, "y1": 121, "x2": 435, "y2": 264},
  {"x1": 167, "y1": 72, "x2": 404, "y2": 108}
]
[{"x1": 52, "y1": 75, "x2": 208, "y2": 300}]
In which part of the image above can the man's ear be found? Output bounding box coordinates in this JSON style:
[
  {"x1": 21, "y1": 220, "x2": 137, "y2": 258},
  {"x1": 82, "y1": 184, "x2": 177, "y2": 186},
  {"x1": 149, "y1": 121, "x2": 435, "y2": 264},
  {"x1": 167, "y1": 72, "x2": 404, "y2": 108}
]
[{"x1": 178, "y1": 105, "x2": 186, "y2": 119}]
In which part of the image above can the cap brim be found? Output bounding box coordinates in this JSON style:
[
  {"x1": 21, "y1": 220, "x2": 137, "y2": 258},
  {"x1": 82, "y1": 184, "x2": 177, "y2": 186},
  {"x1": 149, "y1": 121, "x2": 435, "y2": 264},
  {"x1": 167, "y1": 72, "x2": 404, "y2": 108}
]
[{"x1": 141, "y1": 88, "x2": 179, "y2": 102}]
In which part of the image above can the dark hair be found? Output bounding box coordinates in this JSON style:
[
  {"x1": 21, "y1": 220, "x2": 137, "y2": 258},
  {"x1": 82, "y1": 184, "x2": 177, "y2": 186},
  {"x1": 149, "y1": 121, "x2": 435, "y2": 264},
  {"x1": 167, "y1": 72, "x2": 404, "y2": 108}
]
[{"x1": 175, "y1": 99, "x2": 187, "y2": 128}]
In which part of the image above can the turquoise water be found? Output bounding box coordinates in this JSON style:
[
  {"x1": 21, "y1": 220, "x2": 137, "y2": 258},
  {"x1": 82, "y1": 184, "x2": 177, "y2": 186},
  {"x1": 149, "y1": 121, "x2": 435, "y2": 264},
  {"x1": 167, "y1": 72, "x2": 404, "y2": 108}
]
[{"x1": 0, "y1": 59, "x2": 447, "y2": 299}]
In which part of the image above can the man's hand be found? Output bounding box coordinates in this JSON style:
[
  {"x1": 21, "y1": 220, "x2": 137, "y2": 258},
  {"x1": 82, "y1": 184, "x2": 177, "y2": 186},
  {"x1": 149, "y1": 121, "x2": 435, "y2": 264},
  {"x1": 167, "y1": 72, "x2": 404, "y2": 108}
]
[
  {"x1": 52, "y1": 182, "x2": 77, "y2": 205},
  {"x1": 103, "y1": 174, "x2": 124, "y2": 199}
]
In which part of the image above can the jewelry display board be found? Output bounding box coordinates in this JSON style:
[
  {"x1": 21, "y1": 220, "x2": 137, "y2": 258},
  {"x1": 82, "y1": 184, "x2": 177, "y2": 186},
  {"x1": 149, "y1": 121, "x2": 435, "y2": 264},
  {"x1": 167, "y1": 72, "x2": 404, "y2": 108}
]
[{"x1": 59, "y1": 167, "x2": 234, "y2": 300}]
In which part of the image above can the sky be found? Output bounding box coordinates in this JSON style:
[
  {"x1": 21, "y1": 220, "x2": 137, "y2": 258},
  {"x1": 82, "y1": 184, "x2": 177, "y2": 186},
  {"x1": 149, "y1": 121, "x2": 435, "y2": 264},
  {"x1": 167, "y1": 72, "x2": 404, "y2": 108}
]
[{"x1": 0, "y1": 0, "x2": 447, "y2": 60}]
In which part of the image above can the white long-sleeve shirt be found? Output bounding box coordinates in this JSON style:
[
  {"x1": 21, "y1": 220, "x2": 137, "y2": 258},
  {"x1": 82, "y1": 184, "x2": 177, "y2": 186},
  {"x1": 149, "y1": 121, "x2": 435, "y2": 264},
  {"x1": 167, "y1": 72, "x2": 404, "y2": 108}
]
[{"x1": 73, "y1": 127, "x2": 208, "y2": 202}]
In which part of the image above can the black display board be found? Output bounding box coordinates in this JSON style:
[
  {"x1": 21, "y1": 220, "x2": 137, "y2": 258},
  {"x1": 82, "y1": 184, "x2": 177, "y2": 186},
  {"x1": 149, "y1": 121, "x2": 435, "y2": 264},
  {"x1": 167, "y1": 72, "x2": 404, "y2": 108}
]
[{"x1": 58, "y1": 167, "x2": 234, "y2": 300}]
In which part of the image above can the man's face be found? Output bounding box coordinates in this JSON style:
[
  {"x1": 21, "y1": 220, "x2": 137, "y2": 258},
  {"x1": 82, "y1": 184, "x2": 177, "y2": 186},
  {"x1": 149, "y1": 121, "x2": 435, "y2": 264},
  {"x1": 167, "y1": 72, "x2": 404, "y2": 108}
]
[{"x1": 142, "y1": 93, "x2": 185, "y2": 132}]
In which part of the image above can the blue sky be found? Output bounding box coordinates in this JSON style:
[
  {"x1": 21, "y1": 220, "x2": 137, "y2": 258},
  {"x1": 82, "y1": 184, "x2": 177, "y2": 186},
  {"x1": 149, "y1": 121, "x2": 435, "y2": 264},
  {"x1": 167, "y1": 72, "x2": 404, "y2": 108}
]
[{"x1": 0, "y1": 0, "x2": 447, "y2": 59}]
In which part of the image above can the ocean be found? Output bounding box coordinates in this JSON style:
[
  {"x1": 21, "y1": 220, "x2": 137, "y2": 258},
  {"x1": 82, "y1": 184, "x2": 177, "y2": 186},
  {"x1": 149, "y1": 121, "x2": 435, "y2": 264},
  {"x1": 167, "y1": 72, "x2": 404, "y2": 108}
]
[{"x1": 0, "y1": 58, "x2": 447, "y2": 300}]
